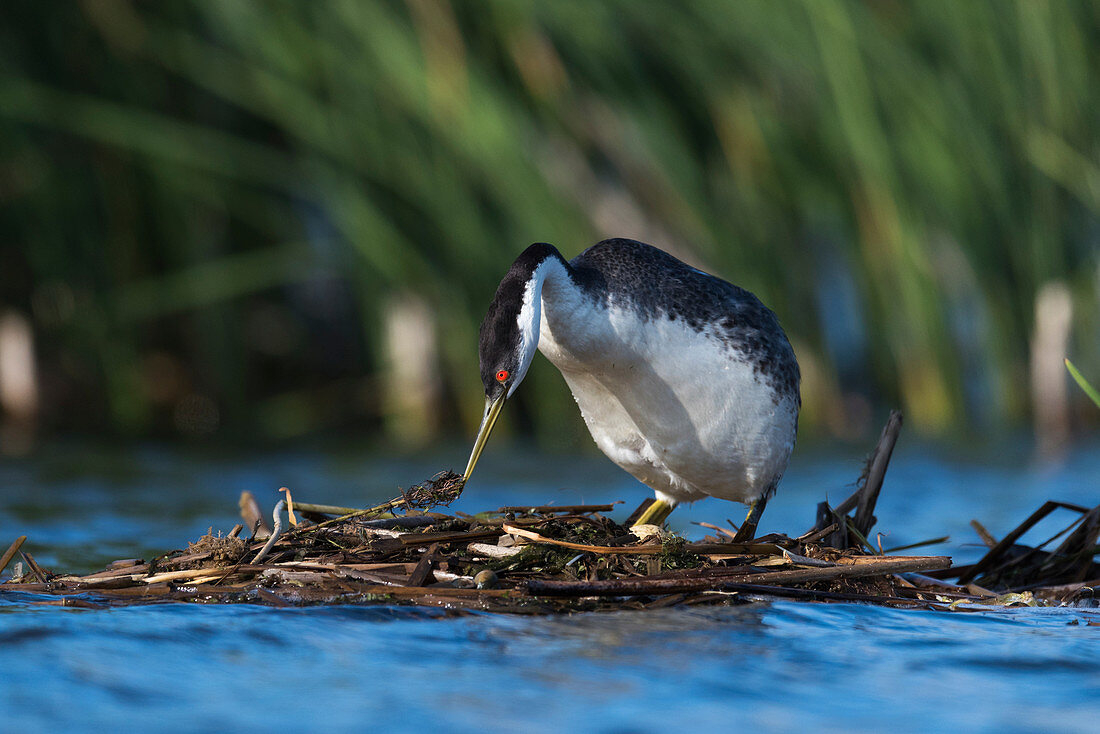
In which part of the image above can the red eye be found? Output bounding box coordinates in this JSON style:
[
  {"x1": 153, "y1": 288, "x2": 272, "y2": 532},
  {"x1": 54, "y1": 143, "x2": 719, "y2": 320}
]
[{"x1": 496, "y1": 369, "x2": 509, "y2": 382}]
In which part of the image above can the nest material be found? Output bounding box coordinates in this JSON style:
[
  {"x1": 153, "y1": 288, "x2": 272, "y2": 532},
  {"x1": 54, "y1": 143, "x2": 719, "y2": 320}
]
[
  {"x1": 3, "y1": 413, "x2": 1098, "y2": 614},
  {"x1": 402, "y1": 470, "x2": 465, "y2": 510},
  {"x1": 4, "y1": 491, "x2": 1097, "y2": 613},
  {"x1": 186, "y1": 530, "x2": 248, "y2": 567}
]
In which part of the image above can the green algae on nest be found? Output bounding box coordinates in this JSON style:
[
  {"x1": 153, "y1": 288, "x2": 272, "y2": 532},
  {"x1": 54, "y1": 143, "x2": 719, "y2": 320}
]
[{"x1": 657, "y1": 535, "x2": 704, "y2": 572}]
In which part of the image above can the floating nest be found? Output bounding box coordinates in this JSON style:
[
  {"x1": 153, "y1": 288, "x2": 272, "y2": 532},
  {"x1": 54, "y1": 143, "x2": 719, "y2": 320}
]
[{"x1": 2, "y1": 413, "x2": 1098, "y2": 614}]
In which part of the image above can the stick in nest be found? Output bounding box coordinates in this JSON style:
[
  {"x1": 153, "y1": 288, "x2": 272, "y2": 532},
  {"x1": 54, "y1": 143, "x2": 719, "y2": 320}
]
[{"x1": 402, "y1": 470, "x2": 466, "y2": 510}]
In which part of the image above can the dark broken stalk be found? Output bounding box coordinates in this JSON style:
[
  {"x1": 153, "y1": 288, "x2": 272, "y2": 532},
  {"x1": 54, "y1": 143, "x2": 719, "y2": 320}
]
[
  {"x1": 406, "y1": 543, "x2": 440, "y2": 587},
  {"x1": 957, "y1": 501, "x2": 1092, "y2": 584},
  {"x1": 813, "y1": 410, "x2": 903, "y2": 549},
  {"x1": 817, "y1": 501, "x2": 847, "y2": 549},
  {"x1": 1047, "y1": 506, "x2": 1100, "y2": 584},
  {"x1": 20, "y1": 551, "x2": 48, "y2": 583},
  {"x1": 996, "y1": 505, "x2": 1100, "y2": 588},
  {"x1": 853, "y1": 410, "x2": 903, "y2": 537}
]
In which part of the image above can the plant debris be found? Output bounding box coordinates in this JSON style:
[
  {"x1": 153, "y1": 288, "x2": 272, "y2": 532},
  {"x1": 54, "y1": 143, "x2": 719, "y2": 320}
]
[
  {"x1": 0, "y1": 497, "x2": 953, "y2": 614},
  {"x1": 187, "y1": 529, "x2": 248, "y2": 566},
  {"x1": 928, "y1": 500, "x2": 1100, "y2": 602},
  {"x1": 402, "y1": 470, "x2": 466, "y2": 510},
  {"x1": 2, "y1": 414, "x2": 1098, "y2": 615}
]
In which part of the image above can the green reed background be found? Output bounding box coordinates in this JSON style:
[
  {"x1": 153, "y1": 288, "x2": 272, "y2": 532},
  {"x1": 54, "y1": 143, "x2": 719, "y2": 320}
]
[{"x1": 1, "y1": 1, "x2": 1098, "y2": 447}]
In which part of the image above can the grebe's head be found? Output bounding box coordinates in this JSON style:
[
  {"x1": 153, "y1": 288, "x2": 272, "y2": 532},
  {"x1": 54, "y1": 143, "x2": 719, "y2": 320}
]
[{"x1": 464, "y1": 243, "x2": 560, "y2": 480}]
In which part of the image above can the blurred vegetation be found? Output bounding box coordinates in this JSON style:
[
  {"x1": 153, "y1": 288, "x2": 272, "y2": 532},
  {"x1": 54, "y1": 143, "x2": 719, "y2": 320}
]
[{"x1": 0, "y1": 0, "x2": 1098, "y2": 448}]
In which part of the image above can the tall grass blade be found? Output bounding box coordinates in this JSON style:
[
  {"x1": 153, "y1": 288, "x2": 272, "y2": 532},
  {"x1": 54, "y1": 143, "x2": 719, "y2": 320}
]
[{"x1": 1065, "y1": 359, "x2": 1100, "y2": 409}]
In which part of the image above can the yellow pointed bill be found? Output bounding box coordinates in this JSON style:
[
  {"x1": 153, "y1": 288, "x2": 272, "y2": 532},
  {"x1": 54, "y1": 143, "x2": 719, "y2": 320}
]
[{"x1": 464, "y1": 393, "x2": 507, "y2": 480}]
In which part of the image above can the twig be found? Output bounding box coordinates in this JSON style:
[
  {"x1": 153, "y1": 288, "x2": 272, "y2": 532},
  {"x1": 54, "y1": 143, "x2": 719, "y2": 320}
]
[
  {"x1": 406, "y1": 543, "x2": 440, "y2": 587},
  {"x1": 292, "y1": 502, "x2": 374, "y2": 516},
  {"x1": 692, "y1": 521, "x2": 738, "y2": 540},
  {"x1": 525, "y1": 555, "x2": 951, "y2": 596},
  {"x1": 398, "y1": 529, "x2": 503, "y2": 547},
  {"x1": 970, "y1": 520, "x2": 998, "y2": 548},
  {"x1": 796, "y1": 523, "x2": 838, "y2": 545},
  {"x1": 497, "y1": 503, "x2": 622, "y2": 514},
  {"x1": 0, "y1": 535, "x2": 27, "y2": 575},
  {"x1": 779, "y1": 548, "x2": 834, "y2": 567},
  {"x1": 359, "y1": 516, "x2": 439, "y2": 530},
  {"x1": 504, "y1": 523, "x2": 662, "y2": 555},
  {"x1": 882, "y1": 536, "x2": 950, "y2": 554},
  {"x1": 144, "y1": 567, "x2": 237, "y2": 584},
  {"x1": 20, "y1": 551, "x2": 48, "y2": 583},
  {"x1": 297, "y1": 498, "x2": 408, "y2": 533}
]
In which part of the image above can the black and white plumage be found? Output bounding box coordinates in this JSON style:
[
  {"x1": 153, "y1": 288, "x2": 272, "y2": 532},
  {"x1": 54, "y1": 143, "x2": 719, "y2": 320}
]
[{"x1": 466, "y1": 238, "x2": 800, "y2": 531}]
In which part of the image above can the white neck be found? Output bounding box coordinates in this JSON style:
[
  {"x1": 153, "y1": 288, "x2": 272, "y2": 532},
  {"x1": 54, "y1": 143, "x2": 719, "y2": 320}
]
[{"x1": 510, "y1": 256, "x2": 571, "y2": 397}]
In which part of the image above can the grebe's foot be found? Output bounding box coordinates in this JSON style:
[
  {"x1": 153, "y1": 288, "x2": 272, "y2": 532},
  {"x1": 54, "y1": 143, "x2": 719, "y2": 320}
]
[{"x1": 631, "y1": 498, "x2": 674, "y2": 528}]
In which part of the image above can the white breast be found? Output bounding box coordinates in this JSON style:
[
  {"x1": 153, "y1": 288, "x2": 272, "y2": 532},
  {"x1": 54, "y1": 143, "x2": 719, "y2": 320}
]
[{"x1": 538, "y1": 297, "x2": 797, "y2": 507}]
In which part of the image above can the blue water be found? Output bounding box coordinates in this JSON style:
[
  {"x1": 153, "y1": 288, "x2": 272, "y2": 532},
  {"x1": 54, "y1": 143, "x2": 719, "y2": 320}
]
[{"x1": 2, "y1": 439, "x2": 1100, "y2": 733}]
